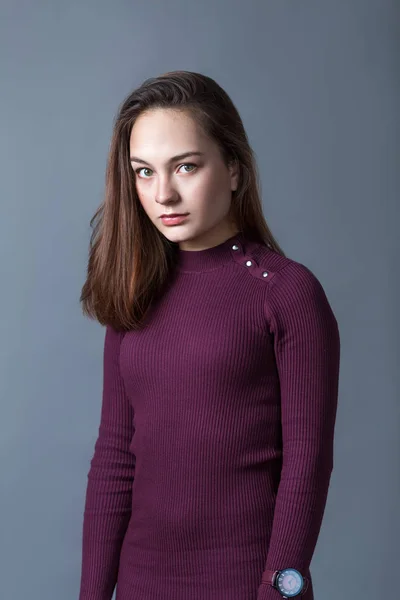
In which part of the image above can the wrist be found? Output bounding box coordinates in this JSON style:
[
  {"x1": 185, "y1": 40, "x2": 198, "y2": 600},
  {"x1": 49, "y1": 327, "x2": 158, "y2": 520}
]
[{"x1": 260, "y1": 568, "x2": 309, "y2": 598}]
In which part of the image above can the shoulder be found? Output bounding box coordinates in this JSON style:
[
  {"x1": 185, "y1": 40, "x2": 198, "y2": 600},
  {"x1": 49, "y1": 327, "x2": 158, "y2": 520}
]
[
  {"x1": 243, "y1": 242, "x2": 339, "y2": 333},
  {"x1": 236, "y1": 239, "x2": 323, "y2": 293},
  {"x1": 104, "y1": 324, "x2": 127, "y2": 356}
]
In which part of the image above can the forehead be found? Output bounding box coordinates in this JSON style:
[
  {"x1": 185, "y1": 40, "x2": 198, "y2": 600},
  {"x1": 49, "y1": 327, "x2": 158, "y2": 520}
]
[{"x1": 129, "y1": 108, "x2": 211, "y2": 153}]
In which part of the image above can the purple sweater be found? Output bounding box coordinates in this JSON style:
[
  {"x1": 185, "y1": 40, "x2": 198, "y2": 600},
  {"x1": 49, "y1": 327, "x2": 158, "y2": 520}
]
[{"x1": 78, "y1": 231, "x2": 340, "y2": 600}]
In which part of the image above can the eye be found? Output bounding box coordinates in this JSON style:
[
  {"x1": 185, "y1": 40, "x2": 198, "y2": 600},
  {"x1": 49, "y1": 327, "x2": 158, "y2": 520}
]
[
  {"x1": 135, "y1": 167, "x2": 153, "y2": 178},
  {"x1": 178, "y1": 163, "x2": 197, "y2": 173}
]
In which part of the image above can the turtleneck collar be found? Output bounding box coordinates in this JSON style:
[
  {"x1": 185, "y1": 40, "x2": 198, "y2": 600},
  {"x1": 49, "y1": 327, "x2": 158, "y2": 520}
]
[{"x1": 176, "y1": 231, "x2": 249, "y2": 273}]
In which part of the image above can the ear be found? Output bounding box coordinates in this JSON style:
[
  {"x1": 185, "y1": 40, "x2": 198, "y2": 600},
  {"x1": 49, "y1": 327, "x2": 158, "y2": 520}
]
[{"x1": 228, "y1": 159, "x2": 239, "y2": 192}]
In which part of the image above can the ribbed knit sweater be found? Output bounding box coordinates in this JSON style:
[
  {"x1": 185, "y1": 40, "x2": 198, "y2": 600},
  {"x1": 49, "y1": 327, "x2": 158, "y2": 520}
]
[{"x1": 78, "y1": 231, "x2": 340, "y2": 600}]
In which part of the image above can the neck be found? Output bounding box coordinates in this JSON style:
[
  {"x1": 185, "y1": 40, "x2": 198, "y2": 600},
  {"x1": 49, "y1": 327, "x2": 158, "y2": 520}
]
[{"x1": 176, "y1": 230, "x2": 249, "y2": 272}]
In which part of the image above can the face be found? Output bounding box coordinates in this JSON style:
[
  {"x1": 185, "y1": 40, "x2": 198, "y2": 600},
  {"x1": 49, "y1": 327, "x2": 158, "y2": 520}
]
[{"x1": 129, "y1": 108, "x2": 239, "y2": 250}]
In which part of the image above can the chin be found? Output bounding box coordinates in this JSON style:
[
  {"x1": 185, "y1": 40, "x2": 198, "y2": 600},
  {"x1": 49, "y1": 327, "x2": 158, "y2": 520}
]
[{"x1": 158, "y1": 226, "x2": 192, "y2": 242}]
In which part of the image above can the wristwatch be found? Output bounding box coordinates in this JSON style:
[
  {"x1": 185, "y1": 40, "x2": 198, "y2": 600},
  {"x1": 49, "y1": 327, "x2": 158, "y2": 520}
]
[{"x1": 262, "y1": 568, "x2": 309, "y2": 598}]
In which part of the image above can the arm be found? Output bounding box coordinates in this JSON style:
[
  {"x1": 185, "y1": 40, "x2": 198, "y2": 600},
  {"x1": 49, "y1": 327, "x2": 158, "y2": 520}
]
[
  {"x1": 257, "y1": 261, "x2": 340, "y2": 600},
  {"x1": 79, "y1": 325, "x2": 136, "y2": 600}
]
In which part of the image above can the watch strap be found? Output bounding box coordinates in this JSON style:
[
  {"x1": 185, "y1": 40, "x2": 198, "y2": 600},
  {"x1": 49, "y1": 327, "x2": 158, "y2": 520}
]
[{"x1": 261, "y1": 569, "x2": 280, "y2": 586}]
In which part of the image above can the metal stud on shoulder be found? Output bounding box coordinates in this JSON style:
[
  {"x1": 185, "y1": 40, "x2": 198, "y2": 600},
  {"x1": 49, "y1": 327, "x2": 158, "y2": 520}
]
[{"x1": 229, "y1": 242, "x2": 272, "y2": 281}]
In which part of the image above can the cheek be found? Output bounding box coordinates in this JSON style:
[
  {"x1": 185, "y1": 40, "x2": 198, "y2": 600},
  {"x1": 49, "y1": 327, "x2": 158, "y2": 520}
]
[
  {"x1": 190, "y1": 171, "x2": 221, "y2": 197},
  {"x1": 134, "y1": 182, "x2": 150, "y2": 204},
  {"x1": 195, "y1": 172, "x2": 231, "y2": 202},
  {"x1": 135, "y1": 188, "x2": 153, "y2": 215}
]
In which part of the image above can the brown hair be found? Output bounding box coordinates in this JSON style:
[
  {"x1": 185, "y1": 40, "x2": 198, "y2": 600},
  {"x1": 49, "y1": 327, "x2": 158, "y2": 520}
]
[{"x1": 80, "y1": 70, "x2": 286, "y2": 332}]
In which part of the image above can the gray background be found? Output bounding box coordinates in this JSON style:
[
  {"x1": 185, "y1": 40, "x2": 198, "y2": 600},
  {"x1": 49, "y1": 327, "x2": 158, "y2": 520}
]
[{"x1": 1, "y1": 1, "x2": 398, "y2": 599}]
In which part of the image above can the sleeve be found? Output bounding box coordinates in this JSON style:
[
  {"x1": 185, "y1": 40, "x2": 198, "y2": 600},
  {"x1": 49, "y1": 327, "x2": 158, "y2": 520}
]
[
  {"x1": 257, "y1": 261, "x2": 341, "y2": 600},
  {"x1": 78, "y1": 325, "x2": 136, "y2": 600}
]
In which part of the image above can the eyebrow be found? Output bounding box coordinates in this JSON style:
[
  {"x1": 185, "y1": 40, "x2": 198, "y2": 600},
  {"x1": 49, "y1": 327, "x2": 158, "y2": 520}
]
[{"x1": 129, "y1": 151, "x2": 205, "y2": 166}]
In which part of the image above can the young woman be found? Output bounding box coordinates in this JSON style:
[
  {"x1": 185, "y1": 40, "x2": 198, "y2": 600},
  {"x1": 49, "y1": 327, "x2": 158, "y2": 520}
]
[{"x1": 78, "y1": 70, "x2": 340, "y2": 600}]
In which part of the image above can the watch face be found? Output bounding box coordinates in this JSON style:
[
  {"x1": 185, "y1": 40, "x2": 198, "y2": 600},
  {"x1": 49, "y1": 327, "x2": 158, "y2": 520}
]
[{"x1": 276, "y1": 568, "x2": 304, "y2": 597}]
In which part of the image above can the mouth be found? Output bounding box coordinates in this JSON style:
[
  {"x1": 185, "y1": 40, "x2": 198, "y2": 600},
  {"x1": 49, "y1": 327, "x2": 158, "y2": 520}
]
[
  {"x1": 160, "y1": 213, "x2": 189, "y2": 218},
  {"x1": 160, "y1": 213, "x2": 190, "y2": 226}
]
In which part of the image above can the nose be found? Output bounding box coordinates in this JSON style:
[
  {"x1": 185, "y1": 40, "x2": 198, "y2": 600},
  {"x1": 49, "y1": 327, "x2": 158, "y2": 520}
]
[{"x1": 155, "y1": 174, "x2": 178, "y2": 204}]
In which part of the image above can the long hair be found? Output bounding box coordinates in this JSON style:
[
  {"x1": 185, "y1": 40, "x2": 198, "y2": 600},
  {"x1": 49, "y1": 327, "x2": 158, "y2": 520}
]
[{"x1": 80, "y1": 70, "x2": 286, "y2": 332}]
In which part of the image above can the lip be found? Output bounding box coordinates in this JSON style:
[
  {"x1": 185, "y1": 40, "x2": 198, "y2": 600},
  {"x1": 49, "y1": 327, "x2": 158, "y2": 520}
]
[
  {"x1": 160, "y1": 213, "x2": 189, "y2": 226},
  {"x1": 160, "y1": 213, "x2": 189, "y2": 218}
]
